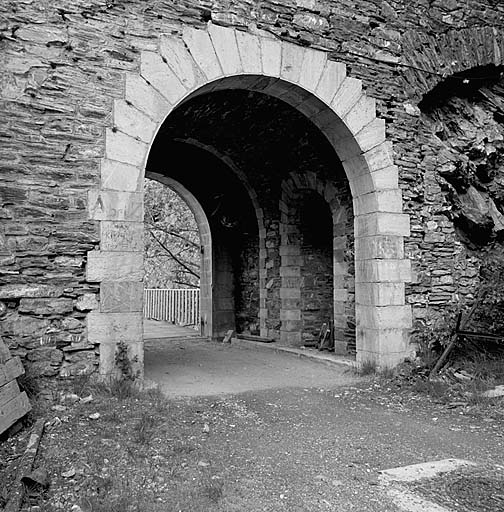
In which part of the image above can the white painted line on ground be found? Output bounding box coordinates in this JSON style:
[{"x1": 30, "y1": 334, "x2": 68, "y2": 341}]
[
  {"x1": 379, "y1": 459, "x2": 477, "y2": 512},
  {"x1": 385, "y1": 485, "x2": 451, "y2": 512},
  {"x1": 380, "y1": 458, "x2": 476, "y2": 483}
]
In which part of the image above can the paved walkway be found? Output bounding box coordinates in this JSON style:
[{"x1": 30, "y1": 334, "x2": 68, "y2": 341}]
[{"x1": 143, "y1": 319, "x2": 200, "y2": 339}]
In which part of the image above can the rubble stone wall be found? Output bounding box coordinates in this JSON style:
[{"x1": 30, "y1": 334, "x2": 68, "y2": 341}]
[{"x1": 1, "y1": 0, "x2": 503, "y2": 376}]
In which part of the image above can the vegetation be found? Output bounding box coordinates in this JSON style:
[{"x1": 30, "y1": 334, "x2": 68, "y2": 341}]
[{"x1": 144, "y1": 178, "x2": 200, "y2": 289}]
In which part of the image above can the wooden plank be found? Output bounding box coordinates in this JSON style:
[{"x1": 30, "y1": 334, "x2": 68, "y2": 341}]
[
  {"x1": 0, "y1": 380, "x2": 20, "y2": 409},
  {"x1": 4, "y1": 418, "x2": 44, "y2": 512},
  {"x1": 0, "y1": 392, "x2": 31, "y2": 435},
  {"x1": 0, "y1": 357, "x2": 24, "y2": 388}
]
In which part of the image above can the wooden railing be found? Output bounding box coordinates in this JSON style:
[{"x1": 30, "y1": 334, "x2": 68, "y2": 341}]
[{"x1": 143, "y1": 288, "x2": 200, "y2": 327}]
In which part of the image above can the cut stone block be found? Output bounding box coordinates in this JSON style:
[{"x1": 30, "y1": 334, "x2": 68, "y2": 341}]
[
  {"x1": 86, "y1": 251, "x2": 144, "y2": 282},
  {"x1": 183, "y1": 26, "x2": 222, "y2": 80},
  {"x1": 99, "y1": 340, "x2": 144, "y2": 379},
  {"x1": 353, "y1": 189, "x2": 403, "y2": 215},
  {"x1": 355, "y1": 259, "x2": 411, "y2": 283},
  {"x1": 87, "y1": 311, "x2": 143, "y2": 344},
  {"x1": 355, "y1": 117, "x2": 386, "y2": 152},
  {"x1": 315, "y1": 61, "x2": 346, "y2": 104},
  {"x1": 355, "y1": 282, "x2": 405, "y2": 306},
  {"x1": 260, "y1": 37, "x2": 282, "y2": 77},
  {"x1": 208, "y1": 24, "x2": 241, "y2": 75},
  {"x1": 105, "y1": 129, "x2": 148, "y2": 168},
  {"x1": 100, "y1": 221, "x2": 143, "y2": 252},
  {"x1": 356, "y1": 327, "x2": 410, "y2": 355},
  {"x1": 354, "y1": 235, "x2": 405, "y2": 259},
  {"x1": 113, "y1": 100, "x2": 157, "y2": 143},
  {"x1": 235, "y1": 30, "x2": 262, "y2": 74},
  {"x1": 125, "y1": 74, "x2": 171, "y2": 123},
  {"x1": 281, "y1": 41, "x2": 304, "y2": 83},
  {"x1": 298, "y1": 47, "x2": 327, "y2": 92},
  {"x1": 344, "y1": 95, "x2": 376, "y2": 134},
  {"x1": 356, "y1": 305, "x2": 412, "y2": 329},
  {"x1": 355, "y1": 212, "x2": 410, "y2": 237},
  {"x1": 331, "y1": 77, "x2": 362, "y2": 118},
  {"x1": 88, "y1": 190, "x2": 143, "y2": 222},
  {"x1": 159, "y1": 34, "x2": 203, "y2": 90},
  {"x1": 100, "y1": 282, "x2": 143, "y2": 313},
  {"x1": 350, "y1": 166, "x2": 400, "y2": 197},
  {"x1": 140, "y1": 51, "x2": 187, "y2": 103},
  {"x1": 101, "y1": 159, "x2": 143, "y2": 192}
]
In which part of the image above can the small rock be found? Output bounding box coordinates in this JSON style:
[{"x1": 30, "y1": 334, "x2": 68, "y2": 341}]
[
  {"x1": 88, "y1": 412, "x2": 100, "y2": 420},
  {"x1": 482, "y1": 385, "x2": 504, "y2": 398},
  {"x1": 52, "y1": 405, "x2": 67, "y2": 412},
  {"x1": 62, "y1": 393, "x2": 80, "y2": 404},
  {"x1": 202, "y1": 423, "x2": 210, "y2": 433},
  {"x1": 80, "y1": 395, "x2": 93, "y2": 404},
  {"x1": 198, "y1": 461, "x2": 209, "y2": 467},
  {"x1": 61, "y1": 468, "x2": 76, "y2": 478}
]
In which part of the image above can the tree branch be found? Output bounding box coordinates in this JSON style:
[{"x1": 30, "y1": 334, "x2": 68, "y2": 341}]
[{"x1": 150, "y1": 231, "x2": 200, "y2": 279}]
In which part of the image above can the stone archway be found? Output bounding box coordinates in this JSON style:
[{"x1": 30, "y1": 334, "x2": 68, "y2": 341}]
[
  {"x1": 86, "y1": 23, "x2": 412, "y2": 378},
  {"x1": 146, "y1": 173, "x2": 213, "y2": 338},
  {"x1": 280, "y1": 172, "x2": 354, "y2": 354}
]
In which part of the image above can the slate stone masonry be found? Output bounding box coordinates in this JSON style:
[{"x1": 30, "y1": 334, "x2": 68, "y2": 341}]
[{"x1": 1, "y1": 0, "x2": 503, "y2": 377}]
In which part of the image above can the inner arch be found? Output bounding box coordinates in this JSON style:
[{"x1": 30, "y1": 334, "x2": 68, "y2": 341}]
[{"x1": 147, "y1": 88, "x2": 356, "y2": 349}]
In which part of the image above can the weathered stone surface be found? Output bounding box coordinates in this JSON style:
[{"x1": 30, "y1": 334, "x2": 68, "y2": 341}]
[
  {"x1": 19, "y1": 298, "x2": 74, "y2": 315},
  {"x1": 87, "y1": 311, "x2": 143, "y2": 344},
  {"x1": 76, "y1": 294, "x2": 99, "y2": 312},
  {"x1": 100, "y1": 222, "x2": 143, "y2": 252},
  {"x1": 88, "y1": 190, "x2": 143, "y2": 222},
  {"x1": 100, "y1": 282, "x2": 143, "y2": 313},
  {"x1": 0, "y1": 284, "x2": 65, "y2": 299},
  {"x1": 86, "y1": 251, "x2": 144, "y2": 282},
  {"x1": 2, "y1": 0, "x2": 504, "y2": 377}
]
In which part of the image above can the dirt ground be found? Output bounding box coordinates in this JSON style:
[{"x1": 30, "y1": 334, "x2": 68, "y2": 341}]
[
  {"x1": 1, "y1": 339, "x2": 503, "y2": 512},
  {"x1": 144, "y1": 337, "x2": 358, "y2": 396}
]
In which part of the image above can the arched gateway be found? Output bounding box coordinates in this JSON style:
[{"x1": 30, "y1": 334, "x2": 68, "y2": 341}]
[{"x1": 85, "y1": 23, "x2": 412, "y2": 378}]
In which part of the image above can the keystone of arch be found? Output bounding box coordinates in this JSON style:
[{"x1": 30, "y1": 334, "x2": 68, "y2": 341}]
[{"x1": 91, "y1": 22, "x2": 413, "y2": 370}]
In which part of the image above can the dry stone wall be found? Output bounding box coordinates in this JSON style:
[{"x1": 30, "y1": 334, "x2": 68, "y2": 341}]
[{"x1": 1, "y1": 0, "x2": 504, "y2": 376}]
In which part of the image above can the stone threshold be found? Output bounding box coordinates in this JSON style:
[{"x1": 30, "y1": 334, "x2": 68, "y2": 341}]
[{"x1": 230, "y1": 338, "x2": 356, "y2": 370}]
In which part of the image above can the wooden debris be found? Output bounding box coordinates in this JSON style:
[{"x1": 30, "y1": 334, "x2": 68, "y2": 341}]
[
  {"x1": 4, "y1": 418, "x2": 45, "y2": 512},
  {"x1": 222, "y1": 330, "x2": 234, "y2": 344},
  {"x1": 0, "y1": 337, "x2": 31, "y2": 436},
  {"x1": 235, "y1": 333, "x2": 274, "y2": 343}
]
